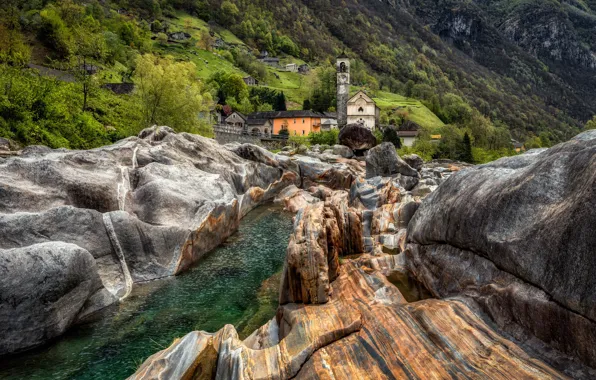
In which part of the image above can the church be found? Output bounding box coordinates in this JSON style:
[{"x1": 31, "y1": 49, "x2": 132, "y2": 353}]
[
  {"x1": 336, "y1": 55, "x2": 380, "y2": 130},
  {"x1": 347, "y1": 90, "x2": 380, "y2": 130}
]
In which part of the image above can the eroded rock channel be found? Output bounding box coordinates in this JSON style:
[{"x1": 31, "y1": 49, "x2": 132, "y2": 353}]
[{"x1": 1, "y1": 129, "x2": 595, "y2": 379}]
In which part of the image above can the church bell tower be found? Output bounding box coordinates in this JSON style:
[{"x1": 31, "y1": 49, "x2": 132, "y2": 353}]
[{"x1": 336, "y1": 54, "x2": 350, "y2": 128}]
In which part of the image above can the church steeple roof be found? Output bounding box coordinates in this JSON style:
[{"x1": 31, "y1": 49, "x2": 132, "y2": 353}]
[{"x1": 337, "y1": 50, "x2": 349, "y2": 59}]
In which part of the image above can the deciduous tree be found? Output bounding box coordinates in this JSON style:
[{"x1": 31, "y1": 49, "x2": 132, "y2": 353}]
[{"x1": 133, "y1": 54, "x2": 212, "y2": 135}]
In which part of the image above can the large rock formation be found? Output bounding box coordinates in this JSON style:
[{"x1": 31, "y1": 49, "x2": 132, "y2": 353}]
[
  {"x1": 0, "y1": 127, "x2": 299, "y2": 354},
  {"x1": 407, "y1": 130, "x2": 596, "y2": 368},
  {"x1": 365, "y1": 142, "x2": 419, "y2": 178},
  {"x1": 131, "y1": 143, "x2": 596, "y2": 378}
]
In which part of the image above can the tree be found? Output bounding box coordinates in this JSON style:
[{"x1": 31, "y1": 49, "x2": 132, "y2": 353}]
[
  {"x1": 302, "y1": 98, "x2": 311, "y2": 110},
  {"x1": 197, "y1": 30, "x2": 214, "y2": 51},
  {"x1": 585, "y1": 116, "x2": 596, "y2": 131},
  {"x1": 133, "y1": 54, "x2": 212, "y2": 134},
  {"x1": 274, "y1": 92, "x2": 287, "y2": 111},
  {"x1": 71, "y1": 15, "x2": 106, "y2": 111},
  {"x1": 383, "y1": 127, "x2": 401, "y2": 149},
  {"x1": 459, "y1": 132, "x2": 474, "y2": 163},
  {"x1": 0, "y1": 7, "x2": 31, "y2": 67},
  {"x1": 219, "y1": 1, "x2": 239, "y2": 26}
]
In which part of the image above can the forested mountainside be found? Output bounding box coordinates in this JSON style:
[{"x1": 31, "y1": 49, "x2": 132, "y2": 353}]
[
  {"x1": 0, "y1": 0, "x2": 595, "y2": 157},
  {"x1": 199, "y1": 0, "x2": 596, "y2": 142}
]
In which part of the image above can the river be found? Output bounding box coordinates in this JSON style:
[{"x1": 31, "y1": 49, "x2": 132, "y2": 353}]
[{"x1": 0, "y1": 205, "x2": 294, "y2": 379}]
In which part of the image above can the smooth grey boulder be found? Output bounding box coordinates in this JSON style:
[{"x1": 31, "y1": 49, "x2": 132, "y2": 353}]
[
  {"x1": 366, "y1": 143, "x2": 419, "y2": 179},
  {"x1": 332, "y1": 144, "x2": 354, "y2": 158},
  {"x1": 403, "y1": 154, "x2": 423, "y2": 171},
  {"x1": 0, "y1": 242, "x2": 113, "y2": 355},
  {"x1": 407, "y1": 130, "x2": 596, "y2": 368}
]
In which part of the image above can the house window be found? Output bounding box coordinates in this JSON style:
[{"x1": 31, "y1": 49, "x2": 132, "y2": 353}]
[
  {"x1": 294, "y1": 131, "x2": 296, "y2": 135},
  {"x1": 294, "y1": 119, "x2": 296, "y2": 124},
  {"x1": 302, "y1": 130, "x2": 305, "y2": 135},
  {"x1": 302, "y1": 119, "x2": 305, "y2": 123}
]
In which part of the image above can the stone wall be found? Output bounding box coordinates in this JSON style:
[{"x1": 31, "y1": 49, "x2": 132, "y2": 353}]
[{"x1": 214, "y1": 131, "x2": 287, "y2": 150}]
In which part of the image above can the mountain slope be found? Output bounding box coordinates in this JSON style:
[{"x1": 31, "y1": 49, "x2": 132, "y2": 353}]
[{"x1": 204, "y1": 0, "x2": 596, "y2": 142}]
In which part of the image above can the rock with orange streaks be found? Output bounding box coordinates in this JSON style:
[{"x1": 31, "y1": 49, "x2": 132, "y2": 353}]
[
  {"x1": 131, "y1": 260, "x2": 589, "y2": 379},
  {"x1": 407, "y1": 130, "x2": 596, "y2": 369},
  {"x1": 292, "y1": 155, "x2": 363, "y2": 190},
  {"x1": 274, "y1": 185, "x2": 321, "y2": 213}
]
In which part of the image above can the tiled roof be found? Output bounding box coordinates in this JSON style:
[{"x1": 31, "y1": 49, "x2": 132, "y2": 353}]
[{"x1": 248, "y1": 110, "x2": 324, "y2": 119}]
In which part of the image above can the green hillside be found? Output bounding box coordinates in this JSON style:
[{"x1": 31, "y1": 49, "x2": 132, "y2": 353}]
[{"x1": 1, "y1": 0, "x2": 595, "y2": 162}]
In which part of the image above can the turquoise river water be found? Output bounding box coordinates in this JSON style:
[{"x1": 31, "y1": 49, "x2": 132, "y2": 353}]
[{"x1": 0, "y1": 205, "x2": 294, "y2": 380}]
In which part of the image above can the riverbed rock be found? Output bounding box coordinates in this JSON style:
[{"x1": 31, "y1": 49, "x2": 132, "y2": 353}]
[
  {"x1": 0, "y1": 127, "x2": 299, "y2": 353},
  {"x1": 403, "y1": 153, "x2": 424, "y2": 171},
  {"x1": 366, "y1": 142, "x2": 419, "y2": 178},
  {"x1": 338, "y1": 123, "x2": 377, "y2": 153},
  {"x1": 407, "y1": 130, "x2": 596, "y2": 368},
  {"x1": 0, "y1": 242, "x2": 113, "y2": 356},
  {"x1": 332, "y1": 144, "x2": 354, "y2": 158},
  {"x1": 131, "y1": 259, "x2": 584, "y2": 379}
]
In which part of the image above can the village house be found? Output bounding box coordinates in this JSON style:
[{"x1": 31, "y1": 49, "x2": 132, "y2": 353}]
[
  {"x1": 321, "y1": 112, "x2": 338, "y2": 131},
  {"x1": 246, "y1": 119, "x2": 273, "y2": 137},
  {"x1": 286, "y1": 63, "x2": 298, "y2": 72},
  {"x1": 512, "y1": 139, "x2": 525, "y2": 152},
  {"x1": 257, "y1": 51, "x2": 280, "y2": 67},
  {"x1": 224, "y1": 111, "x2": 247, "y2": 134},
  {"x1": 397, "y1": 120, "x2": 421, "y2": 147},
  {"x1": 347, "y1": 90, "x2": 380, "y2": 130},
  {"x1": 243, "y1": 76, "x2": 259, "y2": 86},
  {"x1": 248, "y1": 110, "x2": 325, "y2": 135}
]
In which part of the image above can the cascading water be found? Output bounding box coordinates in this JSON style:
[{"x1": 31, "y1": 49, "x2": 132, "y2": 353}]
[{"x1": 102, "y1": 213, "x2": 134, "y2": 300}]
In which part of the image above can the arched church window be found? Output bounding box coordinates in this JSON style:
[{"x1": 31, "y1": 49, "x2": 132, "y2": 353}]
[{"x1": 358, "y1": 107, "x2": 364, "y2": 113}]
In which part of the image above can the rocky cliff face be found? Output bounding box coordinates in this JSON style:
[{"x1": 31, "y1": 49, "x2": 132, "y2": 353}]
[{"x1": 130, "y1": 136, "x2": 596, "y2": 379}]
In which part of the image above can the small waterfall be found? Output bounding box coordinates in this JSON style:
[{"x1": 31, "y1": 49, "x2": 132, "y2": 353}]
[
  {"x1": 102, "y1": 213, "x2": 134, "y2": 300},
  {"x1": 117, "y1": 166, "x2": 130, "y2": 211},
  {"x1": 132, "y1": 146, "x2": 139, "y2": 169}
]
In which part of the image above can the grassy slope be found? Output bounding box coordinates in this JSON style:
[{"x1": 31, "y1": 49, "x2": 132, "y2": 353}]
[
  {"x1": 162, "y1": 12, "x2": 445, "y2": 129},
  {"x1": 372, "y1": 90, "x2": 444, "y2": 130}
]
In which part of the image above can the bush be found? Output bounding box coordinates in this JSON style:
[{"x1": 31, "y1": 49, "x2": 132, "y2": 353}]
[{"x1": 308, "y1": 129, "x2": 338, "y2": 146}]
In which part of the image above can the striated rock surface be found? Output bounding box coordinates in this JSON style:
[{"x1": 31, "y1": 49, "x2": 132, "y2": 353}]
[
  {"x1": 0, "y1": 242, "x2": 113, "y2": 355},
  {"x1": 0, "y1": 127, "x2": 298, "y2": 353},
  {"x1": 131, "y1": 158, "x2": 596, "y2": 378},
  {"x1": 407, "y1": 130, "x2": 596, "y2": 368},
  {"x1": 279, "y1": 191, "x2": 364, "y2": 305}
]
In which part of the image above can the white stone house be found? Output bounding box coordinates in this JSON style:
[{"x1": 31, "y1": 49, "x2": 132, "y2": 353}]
[
  {"x1": 224, "y1": 112, "x2": 247, "y2": 134},
  {"x1": 286, "y1": 63, "x2": 298, "y2": 72},
  {"x1": 347, "y1": 90, "x2": 380, "y2": 130}
]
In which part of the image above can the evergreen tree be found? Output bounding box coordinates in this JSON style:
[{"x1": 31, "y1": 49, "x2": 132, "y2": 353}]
[
  {"x1": 382, "y1": 127, "x2": 401, "y2": 149},
  {"x1": 274, "y1": 91, "x2": 287, "y2": 111},
  {"x1": 302, "y1": 98, "x2": 311, "y2": 110},
  {"x1": 460, "y1": 132, "x2": 474, "y2": 163}
]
